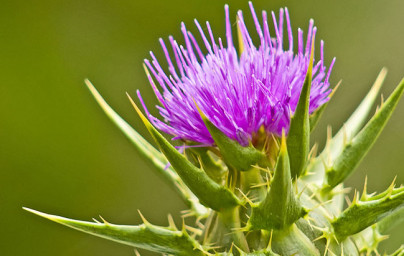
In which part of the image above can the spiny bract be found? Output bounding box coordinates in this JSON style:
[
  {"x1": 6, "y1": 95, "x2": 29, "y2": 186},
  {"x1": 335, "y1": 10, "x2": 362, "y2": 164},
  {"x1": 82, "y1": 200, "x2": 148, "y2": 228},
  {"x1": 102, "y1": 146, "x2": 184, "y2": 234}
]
[{"x1": 25, "y1": 3, "x2": 404, "y2": 256}]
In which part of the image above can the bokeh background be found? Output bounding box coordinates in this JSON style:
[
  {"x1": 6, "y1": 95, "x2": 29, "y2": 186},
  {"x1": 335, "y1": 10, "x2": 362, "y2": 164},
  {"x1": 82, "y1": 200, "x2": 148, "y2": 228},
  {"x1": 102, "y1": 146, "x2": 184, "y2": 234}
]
[{"x1": 1, "y1": 0, "x2": 404, "y2": 255}]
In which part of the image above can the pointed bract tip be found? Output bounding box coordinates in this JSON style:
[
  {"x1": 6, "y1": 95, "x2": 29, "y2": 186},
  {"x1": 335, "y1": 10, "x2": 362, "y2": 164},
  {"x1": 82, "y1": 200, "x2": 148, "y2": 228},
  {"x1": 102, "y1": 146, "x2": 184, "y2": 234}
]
[
  {"x1": 193, "y1": 99, "x2": 206, "y2": 120},
  {"x1": 281, "y1": 129, "x2": 287, "y2": 153},
  {"x1": 328, "y1": 80, "x2": 342, "y2": 99},
  {"x1": 23, "y1": 207, "x2": 71, "y2": 225},
  {"x1": 127, "y1": 93, "x2": 151, "y2": 128}
]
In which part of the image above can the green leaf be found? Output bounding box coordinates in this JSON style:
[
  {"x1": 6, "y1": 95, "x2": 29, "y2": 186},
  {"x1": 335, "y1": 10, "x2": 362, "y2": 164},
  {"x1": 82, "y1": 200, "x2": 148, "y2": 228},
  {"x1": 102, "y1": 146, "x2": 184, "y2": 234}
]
[
  {"x1": 377, "y1": 205, "x2": 404, "y2": 234},
  {"x1": 332, "y1": 183, "x2": 404, "y2": 241},
  {"x1": 306, "y1": 69, "x2": 387, "y2": 183},
  {"x1": 85, "y1": 80, "x2": 207, "y2": 216},
  {"x1": 327, "y1": 78, "x2": 404, "y2": 188},
  {"x1": 248, "y1": 132, "x2": 306, "y2": 230},
  {"x1": 287, "y1": 41, "x2": 314, "y2": 178},
  {"x1": 128, "y1": 94, "x2": 241, "y2": 211},
  {"x1": 196, "y1": 105, "x2": 267, "y2": 172},
  {"x1": 24, "y1": 208, "x2": 204, "y2": 256}
]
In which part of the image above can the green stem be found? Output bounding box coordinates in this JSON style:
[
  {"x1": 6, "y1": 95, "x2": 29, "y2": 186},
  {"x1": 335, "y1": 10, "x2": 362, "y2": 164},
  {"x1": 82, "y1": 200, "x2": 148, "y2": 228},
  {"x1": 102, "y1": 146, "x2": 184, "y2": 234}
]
[{"x1": 219, "y1": 206, "x2": 250, "y2": 253}]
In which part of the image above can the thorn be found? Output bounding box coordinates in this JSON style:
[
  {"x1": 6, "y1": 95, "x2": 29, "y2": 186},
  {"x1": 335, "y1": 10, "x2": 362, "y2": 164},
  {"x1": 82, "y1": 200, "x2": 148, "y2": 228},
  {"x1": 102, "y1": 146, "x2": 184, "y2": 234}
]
[
  {"x1": 231, "y1": 242, "x2": 243, "y2": 254},
  {"x1": 134, "y1": 249, "x2": 141, "y2": 256},
  {"x1": 268, "y1": 229, "x2": 274, "y2": 249},
  {"x1": 329, "y1": 80, "x2": 342, "y2": 99},
  {"x1": 326, "y1": 125, "x2": 333, "y2": 143},
  {"x1": 251, "y1": 164, "x2": 271, "y2": 173},
  {"x1": 341, "y1": 243, "x2": 344, "y2": 256},
  {"x1": 305, "y1": 216, "x2": 315, "y2": 231},
  {"x1": 236, "y1": 188, "x2": 254, "y2": 206},
  {"x1": 389, "y1": 176, "x2": 397, "y2": 190},
  {"x1": 228, "y1": 243, "x2": 234, "y2": 254},
  {"x1": 344, "y1": 195, "x2": 352, "y2": 206},
  {"x1": 297, "y1": 184, "x2": 308, "y2": 199},
  {"x1": 270, "y1": 133, "x2": 280, "y2": 150},
  {"x1": 184, "y1": 225, "x2": 203, "y2": 236},
  {"x1": 313, "y1": 234, "x2": 326, "y2": 242},
  {"x1": 352, "y1": 189, "x2": 359, "y2": 204},
  {"x1": 361, "y1": 176, "x2": 369, "y2": 200},
  {"x1": 99, "y1": 215, "x2": 109, "y2": 225},
  {"x1": 310, "y1": 199, "x2": 334, "y2": 212},
  {"x1": 323, "y1": 237, "x2": 331, "y2": 256},
  {"x1": 309, "y1": 190, "x2": 317, "y2": 200},
  {"x1": 375, "y1": 104, "x2": 380, "y2": 113},
  {"x1": 180, "y1": 208, "x2": 199, "y2": 219},
  {"x1": 308, "y1": 143, "x2": 319, "y2": 160},
  {"x1": 92, "y1": 218, "x2": 101, "y2": 224},
  {"x1": 137, "y1": 210, "x2": 150, "y2": 225},
  {"x1": 167, "y1": 214, "x2": 177, "y2": 230},
  {"x1": 250, "y1": 182, "x2": 269, "y2": 188},
  {"x1": 181, "y1": 217, "x2": 187, "y2": 233},
  {"x1": 195, "y1": 219, "x2": 205, "y2": 229}
]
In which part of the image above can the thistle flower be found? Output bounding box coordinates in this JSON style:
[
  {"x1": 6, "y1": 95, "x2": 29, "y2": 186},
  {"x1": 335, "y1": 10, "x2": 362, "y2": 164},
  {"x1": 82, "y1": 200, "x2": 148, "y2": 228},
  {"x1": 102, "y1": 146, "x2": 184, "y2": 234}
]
[
  {"x1": 26, "y1": 3, "x2": 404, "y2": 256},
  {"x1": 139, "y1": 2, "x2": 335, "y2": 146}
]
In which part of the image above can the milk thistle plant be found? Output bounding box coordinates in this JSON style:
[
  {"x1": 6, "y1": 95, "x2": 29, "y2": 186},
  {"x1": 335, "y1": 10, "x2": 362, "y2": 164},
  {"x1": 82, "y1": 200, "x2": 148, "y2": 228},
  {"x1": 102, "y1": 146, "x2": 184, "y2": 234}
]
[{"x1": 25, "y1": 2, "x2": 404, "y2": 255}]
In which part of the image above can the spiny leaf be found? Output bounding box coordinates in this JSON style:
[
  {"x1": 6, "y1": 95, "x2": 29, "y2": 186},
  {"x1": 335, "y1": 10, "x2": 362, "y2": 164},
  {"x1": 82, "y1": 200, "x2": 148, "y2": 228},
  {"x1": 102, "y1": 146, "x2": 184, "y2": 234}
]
[
  {"x1": 332, "y1": 183, "x2": 404, "y2": 241},
  {"x1": 196, "y1": 104, "x2": 267, "y2": 172},
  {"x1": 326, "y1": 78, "x2": 404, "y2": 188},
  {"x1": 24, "y1": 208, "x2": 204, "y2": 256},
  {"x1": 352, "y1": 225, "x2": 388, "y2": 255},
  {"x1": 377, "y1": 201, "x2": 404, "y2": 234},
  {"x1": 248, "y1": 132, "x2": 306, "y2": 230},
  {"x1": 306, "y1": 69, "x2": 387, "y2": 183},
  {"x1": 85, "y1": 80, "x2": 207, "y2": 216},
  {"x1": 287, "y1": 40, "x2": 314, "y2": 178},
  {"x1": 128, "y1": 94, "x2": 241, "y2": 211}
]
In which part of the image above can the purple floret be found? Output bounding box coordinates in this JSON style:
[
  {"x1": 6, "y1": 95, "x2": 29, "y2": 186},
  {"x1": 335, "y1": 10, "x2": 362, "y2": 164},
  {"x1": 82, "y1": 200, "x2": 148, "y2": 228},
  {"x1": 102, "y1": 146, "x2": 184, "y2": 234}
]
[{"x1": 138, "y1": 2, "x2": 335, "y2": 146}]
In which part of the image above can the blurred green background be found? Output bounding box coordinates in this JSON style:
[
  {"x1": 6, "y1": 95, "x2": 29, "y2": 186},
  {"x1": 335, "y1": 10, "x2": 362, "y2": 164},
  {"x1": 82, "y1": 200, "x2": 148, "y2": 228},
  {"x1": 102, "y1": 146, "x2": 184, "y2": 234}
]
[{"x1": 1, "y1": 0, "x2": 404, "y2": 255}]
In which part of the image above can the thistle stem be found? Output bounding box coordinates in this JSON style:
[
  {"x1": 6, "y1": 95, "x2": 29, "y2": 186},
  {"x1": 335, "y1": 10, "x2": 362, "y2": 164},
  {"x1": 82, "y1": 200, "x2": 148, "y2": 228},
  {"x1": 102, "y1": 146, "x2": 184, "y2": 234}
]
[{"x1": 219, "y1": 206, "x2": 250, "y2": 253}]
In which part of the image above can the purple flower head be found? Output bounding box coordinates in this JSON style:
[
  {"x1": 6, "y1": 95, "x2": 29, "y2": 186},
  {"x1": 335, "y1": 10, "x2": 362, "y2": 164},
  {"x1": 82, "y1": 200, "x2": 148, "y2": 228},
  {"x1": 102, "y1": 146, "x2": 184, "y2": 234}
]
[{"x1": 138, "y1": 2, "x2": 335, "y2": 147}]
